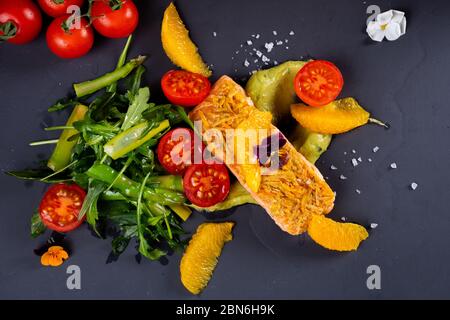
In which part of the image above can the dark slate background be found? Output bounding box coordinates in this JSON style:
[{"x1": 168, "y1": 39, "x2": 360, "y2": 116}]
[{"x1": 1, "y1": 0, "x2": 449, "y2": 299}]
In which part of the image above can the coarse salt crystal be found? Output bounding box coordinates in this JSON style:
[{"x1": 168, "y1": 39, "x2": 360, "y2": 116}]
[
  {"x1": 264, "y1": 42, "x2": 274, "y2": 53},
  {"x1": 330, "y1": 165, "x2": 338, "y2": 170},
  {"x1": 352, "y1": 149, "x2": 356, "y2": 154},
  {"x1": 212, "y1": 32, "x2": 217, "y2": 37},
  {"x1": 274, "y1": 61, "x2": 278, "y2": 65},
  {"x1": 368, "y1": 158, "x2": 373, "y2": 162},
  {"x1": 356, "y1": 189, "x2": 361, "y2": 194},
  {"x1": 255, "y1": 34, "x2": 260, "y2": 39},
  {"x1": 341, "y1": 217, "x2": 347, "y2": 222},
  {"x1": 410, "y1": 182, "x2": 418, "y2": 190},
  {"x1": 358, "y1": 157, "x2": 362, "y2": 162},
  {"x1": 276, "y1": 40, "x2": 283, "y2": 45},
  {"x1": 255, "y1": 50, "x2": 262, "y2": 57},
  {"x1": 244, "y1": 59, "x2": 250, "y2": 67},
  {"x1": 352, "y1": 158, "x2": 359, "y2": 167},
  {"x1": 370, "y1": 223, "x2": 378, "y2": 229},
  {"x1": 285, "y1": 46, "x2": 289, "y2": 49},
  {"x1": 247, "y1": 40, "x2": 253, "y2": 45},
  {"x1": 289, "y1": 30, "x2": 295, "y2": 35},
  {"x1": 273, "y1": 30, "x2": 278, "y2": 35},
  {"x1": 373, "y1": 146, "x2": 380, "y2": 153},
  {"x1": 390, "y1": 163, "x2": 397, "y2": 169},
  {"x1": 340, "y1": 174, "x2": 347, "y2": 180},
  {"x1": 262, "y1": 55, "x2": 270, "y2": 63}
]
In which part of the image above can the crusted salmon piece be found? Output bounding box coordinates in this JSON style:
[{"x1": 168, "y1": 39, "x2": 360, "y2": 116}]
[{"x1": 189, "y1": 76, "x2": 335, "y2": 235}]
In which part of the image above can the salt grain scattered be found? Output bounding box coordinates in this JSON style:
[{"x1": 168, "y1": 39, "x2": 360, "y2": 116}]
[
  {"x1": 410, "y1": 182, "x2": 418, "y2": 190},
  {"x1": 273, "y1": 30, "x2": 278, "y2": 35},
  {"x1": 289, "y1": 30, "x2": 295, "y2": 35},
  {"x1": 390, "y1": 162, "x2": 397, "y2": 169},
  {"x1": 373, "y1": 146, "x2": 380, "y2": 153},
  {"x1": 247, "y1": 40, "x2": 253, "y2": 45},
  {"x1": 264, "y1": 42, "x2": 274, "y2": 53},
  {"x1": 370, "y1": 223, "x2": 378, "y2": 229},
  {"x1": 255, "y1": 50, "x2": 262, "y2": 57},
  {"x1": 255, "y1": 34, "x2": 260, "y2": 39},
  {"x1": 262, "y1": 55, "x2": 270, "y2": 63},
  {"x1": 341, "y1": 217, "x2": 347, "y2": 222},
  {"x1": 330, "y1": 165, "x2": 338, "y2": 170},
  {"x1": 352, "y1": 149, "x2": 356, "y2": 154},
  {"x1": 340, "y1": 174, "x2": 347, "y2": 180},
  {"x1": 276, "y1": 40, "x2": 283, "y2": 45},
  {"x1": 285, "y1": 46, "x2": 289, "y2": 50},
  {"x1": 274, "y1": 61, "x2": 279, "y2": 65},
  {"x1": 368, "y1": 158, "x2": 373, "y2": 162},
  {"x1": 212, "y1": 32, "x2": 217, "y2": 37},
  {"x1": 356, "y1": 189, "x2": 361, "y2": 194},
  {"x1": 358, "y1": 157, "x2": 362, "y2": 162},
  {"x1": 352, "y1": 158, "x2": 359, "y2": 167},
  {"x1": 244, "y1": 59, "x2": 250, "y2": 67}
]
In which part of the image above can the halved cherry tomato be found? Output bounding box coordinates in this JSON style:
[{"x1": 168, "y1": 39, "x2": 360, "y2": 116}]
[
  {"x1": 157, "y1": 128, "x2": 200, "y2": 175},
  {"x1": 0, "y1": 0, "x2": 43, "y2": 44},
  {"x1": 46, "y1": 15, "x2": 94, "y2": 59},
  {"x1": 161, "y1": 70, "x2": 211, "y2": 107},
  {"x1": 183, "y1": 163, "x2": 230, "y2": 207},
  {"x1": 91, "y1": 0, "x2": 139, "y2": 38},
  {"x1": 38, "y1": 183, "x2": 87, "y2": 233},
  {"x1": 294, "y1": 60, "x2": 344, "y2": 107},
  {"x1": 37, "y1": 0, "x2": 85, "y2": 18}
]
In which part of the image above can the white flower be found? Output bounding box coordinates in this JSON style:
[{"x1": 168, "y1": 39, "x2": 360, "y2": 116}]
[{"x1": 367, "y1": 10, "x2": 407, "y2": 42}]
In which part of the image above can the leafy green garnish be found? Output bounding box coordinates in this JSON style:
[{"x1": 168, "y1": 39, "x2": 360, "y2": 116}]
[
  {"x1": 121, "y1": 87, "x2": 150, "y2": 131},
  {"x1": 31, "y1": 212, "x2": 46, "y2": 238}
]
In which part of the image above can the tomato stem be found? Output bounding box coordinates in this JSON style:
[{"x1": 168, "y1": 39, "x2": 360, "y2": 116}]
[{"x1": 0, "y1": 21, "x2": 17, "y2": 42}]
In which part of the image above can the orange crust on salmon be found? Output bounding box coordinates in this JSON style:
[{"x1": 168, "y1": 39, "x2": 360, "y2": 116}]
[{"x1": 189, "y1": 76, "x2": 335, "y2": 235}]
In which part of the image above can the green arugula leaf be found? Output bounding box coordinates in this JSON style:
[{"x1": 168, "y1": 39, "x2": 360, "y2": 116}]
[
  {"x1": 79, "y1": 180, "x2": 108, "y2": 235},
  {"x1": 121, "y1": 87, "x2": 150, "y2": 131},
  {"x1": 31, "y1": 212, "x2": 46, "y2": 238},
  {"x1": 5, "y1": 168, "x2": 71, "y2": 183}
]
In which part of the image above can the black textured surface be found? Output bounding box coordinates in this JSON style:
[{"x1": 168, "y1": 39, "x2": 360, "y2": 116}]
[{"x1": 1, "y1": 0, "x2": 449, "y2": 299}]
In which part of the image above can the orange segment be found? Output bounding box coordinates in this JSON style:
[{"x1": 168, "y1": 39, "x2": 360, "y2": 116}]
[
  {"x1": 291, "y1": 97, "x2": 370, "y2": 134},
  {"x1": 180, "y1": 222, "x2": 234, "y2": 294},
  {"x1": 161, "y1": 3, "x2": 212, "y2": 77},
  {"x1": 307, "y1": 215, "x2": 368, "y2": 251}
]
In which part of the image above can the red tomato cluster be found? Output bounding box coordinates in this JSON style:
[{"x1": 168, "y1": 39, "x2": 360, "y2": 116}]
[
  {"x1": 0, "y1": 0, "x2": 139, "y2": 59},
  {"x1": 157, "y1": 127, "x2": 231, "y2": 208},
  {"x1": 158, "y1": 70, "x2": 228, "y2": 207}
]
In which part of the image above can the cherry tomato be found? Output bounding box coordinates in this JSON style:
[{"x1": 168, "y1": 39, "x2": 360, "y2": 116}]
[
  {"x1": 183, "y1": 163, "x2": 230, "y2": 207},
  {"x1": 91, "y1": 0, "x2": 139, "y2": 38},
  {"x1": 38, "y1": 183, "x2": 87, "y2": 233},
  {"x1": 0, "y1": 0, "x2": 42, "y2": 44},
  {"x1": 46, "y1": 15, "x2": 94, "y2": 59},
  {"x1": 157, "y1": 128, "x2": 200, "y2": 175},
  {"x1": 161, "y1": 70, "x2": 211, "y2": 107},
  {"x1": 294, "y1": 60, "x2": 344, "y2": 107},
  {"x1": 38, "y1": 0, "x2": 85, "y2": 18}
]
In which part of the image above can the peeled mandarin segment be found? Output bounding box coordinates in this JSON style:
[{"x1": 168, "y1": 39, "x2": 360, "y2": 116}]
[
  {"x1": 291, "y1": 97, "x2": 370, "y2": 134},
  {"x1": 180, "y1": 222, "x2": 234, "y2": 295},
  {"x1": 307, "y1": 214, "x2": 369, "y2": 251},
  {"x1": 241, "y1": 164, "x2": 262, "y2": 193},
  {"x1": 161, "y1": 3, "x2": 212, "y2": 77}
]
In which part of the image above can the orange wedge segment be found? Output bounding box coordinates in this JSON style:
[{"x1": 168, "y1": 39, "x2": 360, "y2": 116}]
[
  {"x1": 307, "y1": 214, "x2": 368, "y2": 251},
  {"x1": 161, "y1": 3, "x2": 211, "y2": 77},
  {"x1": 291, "y1": 98, "x2": 374, "y2": 134},
  {"x1": 180, "y1": 222, "x2": 234, "y2": 294}
]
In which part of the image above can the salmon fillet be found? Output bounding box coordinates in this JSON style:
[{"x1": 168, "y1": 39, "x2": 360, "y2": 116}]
[{"x1": 189, "y1": 76, "x2": 335, "y2": 235}]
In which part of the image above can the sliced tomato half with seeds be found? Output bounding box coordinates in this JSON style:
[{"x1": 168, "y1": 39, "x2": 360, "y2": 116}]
[
  {"x1": 38, "y1": 183, "x2": 86, "y2": 233},
  {"x1": 294, "y1": 60, "x2": 344, "y2": 107},
  {"x1": 183, "y1": 163, "x2": 230, "y2": 207}
]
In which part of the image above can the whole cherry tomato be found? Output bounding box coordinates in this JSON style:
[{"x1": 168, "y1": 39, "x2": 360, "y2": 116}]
[
  {"x1": 91, "y1": 0, "x2": 139, "y2": 38},
  {"x1": 46, "y1": 15, "x2": 94, "y2": 59},
  {"x1": 0, "y1": 0, "x2": 43, "y2": 44},
  {"x1": 38, "y1": 0, "x2": 85, "y2": 18}
]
